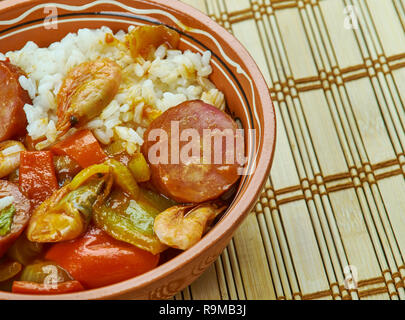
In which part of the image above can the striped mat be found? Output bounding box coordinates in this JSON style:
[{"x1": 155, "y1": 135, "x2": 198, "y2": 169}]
[{"x1": 176, "y1": 0, "x2": 405, "y2": 300}]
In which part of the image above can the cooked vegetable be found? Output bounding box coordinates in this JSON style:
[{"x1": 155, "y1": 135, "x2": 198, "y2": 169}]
[
  {"x1": 53, "y1": 155, "x2": 81, "y2": 187},
  {"x1": 93, "y1": 189, "x2": 166, "y2": 255},
  {"x1": 126, "y1": 25, "x2": 180, "y2": 60},
  {"x1": 68, "y1": 163, "x2": 111, "y2": 190},
  {"x1": 12, "y1": 280, "x2": 84, "y2": 294},
  {"x1": 140, "y1": 188, "x2": 177, "y2": 212},
  {"x1": 104, "y1": 139, "x2": 127, "y2": 156},
  {"x1": 19, "y1": 151, "x2": 59, "y2": 207},
  {"x1": 52, "y1": 130, "x2": 107, "y2": 168},
  {"x1": 56, "y1": 59, "x2": 122, "y2": 136},
  {"x1": 128, "y1": 152, "x2": 151, "y2": 182},
  {"x1": 27, "y1": 172, "x2": 112, "y2": 243},
  {"x1": 45, "y1": 226, "x2": 159, "y2": 289},
  {"x1": 33, "y1": 158, "x2": 164, "y2": 252},
  {"x1": 0, "y1": 180, "x2": 31, "y2": 257},
  {"x1": 0, "y1": 205, "x2": 16, "y2": 236},
  {"x1": 154, "y1": 202, "x2": 226, "y2": 250},
  {"x1": 0, "y1": 260, "x2": 22, "y2": 282},
  {"x1": 19, "y1": 261, "x2": 73, "y2": 284},
  {"x1": 142, "y1": 100, "x2": 240, "y2": 203},
  {"x1": 112, "y1": 152, "x2": 132, "y2": 167},
  {"x1": 7, "y1": 234, "x2": 43, "y2": 265},
  {"x1": 0, "y1": 140, "x2": 26, "y2": 178},
  {"x1": 0, "y1": 60, "x2": 31, "y2": 142},
  {"x1": 104, "y1": 140, "x2": 132, "y2": 166}
]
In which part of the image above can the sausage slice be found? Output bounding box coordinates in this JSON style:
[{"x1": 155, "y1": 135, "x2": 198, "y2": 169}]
[
  {"x1": 0, "y1": 60, "x2": 31, "y2": 142},
  {"x1": 0, "y1": 180, "x2": 31, "y2": 257},
  {"x1": 142, "y1": 100, "x2": 241, "y2": 203}
]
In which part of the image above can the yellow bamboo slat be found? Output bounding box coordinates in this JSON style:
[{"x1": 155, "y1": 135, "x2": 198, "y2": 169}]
[
  {"x1": 178, "y1": 0, "x2": 405, "y2": 300},
  {"x1": 232, "y1": 213, "x2": 277, "y2": 299},
  {"x1": 190, "y1": 264, "x2": 222, "y2": 300}
]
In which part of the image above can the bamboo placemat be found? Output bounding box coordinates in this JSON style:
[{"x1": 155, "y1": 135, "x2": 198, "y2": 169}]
[{"x1": 176, "y1": 0, "x2": 405, "y2": 300}]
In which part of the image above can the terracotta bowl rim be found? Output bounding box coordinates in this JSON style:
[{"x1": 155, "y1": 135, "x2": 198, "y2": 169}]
[{"x1": 0, "y1": 0, "x2": 276, "y2": 300}]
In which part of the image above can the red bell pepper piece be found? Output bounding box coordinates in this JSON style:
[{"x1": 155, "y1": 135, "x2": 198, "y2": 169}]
[
  {"x1": 12, "y1": 280, "x2": 84, "y2": 294},
  {"x1": 19, "y1": 151, "x2": 58, "y2": 207},
  {"x1": 51, "y1": 129, "x2": 107, "y2": 168},
  {"x1": 46, "y1": 226, "x2": 160, "y2": 289}
]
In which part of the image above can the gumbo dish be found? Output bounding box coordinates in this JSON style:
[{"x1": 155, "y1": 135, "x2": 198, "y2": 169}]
[{"x1": 0, "y1": 25, "x2": 244, "y2": 294}]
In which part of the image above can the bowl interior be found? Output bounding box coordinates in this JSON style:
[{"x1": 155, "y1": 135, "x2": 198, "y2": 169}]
[{"x1": 0, "y1": 0, "x2": 276, "y2": 299}]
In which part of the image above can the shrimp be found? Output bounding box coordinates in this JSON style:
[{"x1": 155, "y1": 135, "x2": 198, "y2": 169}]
[
  {"x1": 126, "y1": 25, "x2": 180, "y2": 60},
  {"x1": 0, "y1": 140, "x2": 26, "y2": 178},
  {"x1": 56, "y1": 58, "x2": 122, "y2": 136},
  {"x1": 153, "y1": 202, "x2": 226, "y2": 250}
]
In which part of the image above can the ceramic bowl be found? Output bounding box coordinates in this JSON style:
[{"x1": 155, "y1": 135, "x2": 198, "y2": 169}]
[{"x1": 0, "y1": 0, "x2": 276, "y2": 299}]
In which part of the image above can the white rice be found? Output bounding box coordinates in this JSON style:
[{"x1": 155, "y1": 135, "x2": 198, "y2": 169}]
[{"x1": 2, "y1": 26, "x2": 225, "y2": 154}]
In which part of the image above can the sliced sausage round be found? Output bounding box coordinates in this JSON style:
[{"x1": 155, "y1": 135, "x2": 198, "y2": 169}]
[
  {"x1": 142, "y1": 100, "x2": 241, "y2": 203},
  {"x1": 0, "y1": 180, "x2": 31, "y2": 257},
  {"x1": 0, "y1": 60, "x2": 31, "y2": 142}
]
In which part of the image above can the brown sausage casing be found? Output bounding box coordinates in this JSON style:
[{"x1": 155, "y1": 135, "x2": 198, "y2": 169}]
[{"x1": 0, "y1": 60, "x2": 31, "y2": 142}]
